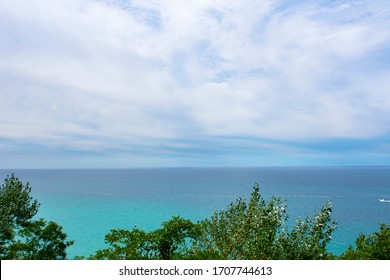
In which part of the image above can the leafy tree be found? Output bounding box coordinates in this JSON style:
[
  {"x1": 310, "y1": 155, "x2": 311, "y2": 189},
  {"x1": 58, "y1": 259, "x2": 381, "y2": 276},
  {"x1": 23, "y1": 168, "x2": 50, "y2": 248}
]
[
  {"x1": 193, "y1": 183, "x2": 337, "y2": 260},
  {"x1": 0, "y1": 174, "x2": 73, "y2": 259},
  {"x1": 89, "y1": 216, "x2": 200, "y2": 260},
  {"x1": 150, "y1": 216, "x2": 201, "y2": 260},
  {"x1": 277, "y1": 201, "x2": 337, "y2": 259},
  {"x1": 340, "y1": 224, "x2": 390, "y2": 260},
  {"x1": 6, "y1": 219, "x2": 74, "y2": 260},
  {"x1": 194, "y1": 183, "x2": 287, "y2": 259},
  {"x1": 0, "y1": 174, "x2": 39, "y2": 252},
  {"x1": 90, "y1": 227, "x2": 150, "y2": 260}
]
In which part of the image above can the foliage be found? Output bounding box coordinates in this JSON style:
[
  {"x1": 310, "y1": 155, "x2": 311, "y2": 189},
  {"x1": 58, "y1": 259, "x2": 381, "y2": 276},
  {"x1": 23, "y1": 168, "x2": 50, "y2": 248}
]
[
  {"x1": 193, "y1": 183, "x2": 337, "y2": 260},
  {"x1": 90, "y1": 228, "x2": 150, "y2": 260},
  {"x1": 194, "y1": 183, "x2": 288, "y2": 259},
  {"x1": 0, "y1": 174, "x2": 73, "y2": 259},
  {"x1": 340, "y1": 224, "x2": 390, "y2": 260},
  {"x1": 276, "y1": 201, "x2": 337, "y2": 259},
  {"x1": 150, "y1": 216, "x2": 201, "y2": 259},
  {"x1": 0, "y1": 174, "x2": 39, "y2": 249},
  {"x1": 6, "y1": 219, "x2": 74, "y2": 260},
  {"x1": 89, "y1": 216, "x2": 200, "y2": 260}
]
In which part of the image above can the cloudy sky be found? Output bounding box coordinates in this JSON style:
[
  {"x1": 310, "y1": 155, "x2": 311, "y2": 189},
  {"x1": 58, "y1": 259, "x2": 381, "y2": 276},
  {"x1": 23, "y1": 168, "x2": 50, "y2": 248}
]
[{"x1": 1, "y1": 0, "x2": 389, "y2": 168}]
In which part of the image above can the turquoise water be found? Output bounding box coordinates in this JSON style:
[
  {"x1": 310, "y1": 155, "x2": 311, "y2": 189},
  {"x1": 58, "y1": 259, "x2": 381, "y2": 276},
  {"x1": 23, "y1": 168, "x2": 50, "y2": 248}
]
[{"x1": 1, "y1": 167, "x2": 390, "y2": 258}]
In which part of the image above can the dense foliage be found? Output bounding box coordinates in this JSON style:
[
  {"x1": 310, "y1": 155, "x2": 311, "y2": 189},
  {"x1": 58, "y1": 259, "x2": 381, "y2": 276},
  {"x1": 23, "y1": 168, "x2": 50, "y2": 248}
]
[
  {"x1": 89, "y1": 216, "x2": 200, "y2": 260},
  {"x1": 194, "y1": 183, "x2": 288, "y2": 259},
  {"x1": 194, "y1": 184, "x2": 337, "y2": 259},
  {"x1": 340, "y1": 224, "x2": 390, "y2": 260},
  {"x1": 0, "y1": 174, "x2": 74, "y2": 259}
]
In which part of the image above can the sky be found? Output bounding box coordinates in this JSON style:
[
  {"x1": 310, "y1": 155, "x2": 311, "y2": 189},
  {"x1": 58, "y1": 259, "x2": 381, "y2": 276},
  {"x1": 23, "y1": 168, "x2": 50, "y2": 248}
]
[{"x1": 0, "y1": 0, "x2": 390, "y2": 168}]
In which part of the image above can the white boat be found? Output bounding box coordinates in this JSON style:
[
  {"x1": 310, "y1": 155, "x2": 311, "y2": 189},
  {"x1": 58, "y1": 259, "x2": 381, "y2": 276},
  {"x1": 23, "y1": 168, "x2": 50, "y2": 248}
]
[{"x1": 379, "y1": 198, "x2": 390, "y2": 203}]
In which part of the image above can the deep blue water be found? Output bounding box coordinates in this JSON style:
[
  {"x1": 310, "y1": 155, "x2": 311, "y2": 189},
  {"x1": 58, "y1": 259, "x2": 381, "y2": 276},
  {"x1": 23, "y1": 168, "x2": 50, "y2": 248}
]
[{"x1": 1, "y1": 167, "x2": 390, "y2": 258}]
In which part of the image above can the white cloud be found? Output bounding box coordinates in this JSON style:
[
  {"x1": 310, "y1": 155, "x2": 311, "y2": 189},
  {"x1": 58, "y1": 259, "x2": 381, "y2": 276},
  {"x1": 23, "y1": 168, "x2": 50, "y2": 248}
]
[{"x1": 0, "y1": 0, "x2": 389, "y2": 166}]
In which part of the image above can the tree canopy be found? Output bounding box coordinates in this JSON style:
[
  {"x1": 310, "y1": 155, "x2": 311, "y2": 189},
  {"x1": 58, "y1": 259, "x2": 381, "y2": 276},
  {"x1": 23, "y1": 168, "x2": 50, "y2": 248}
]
[
  {"x1": 89, "y1": 216, "x2": 200, "y2": 260},
  {"x1": 340, "y1": 223, "x2": 390, "y2": 260},
  {"x1": 0, "y1": 174, "x2": 74, "y2": 259},
  {"x1": 192, "y1": 183, "x2": 337, "y2": 260}
]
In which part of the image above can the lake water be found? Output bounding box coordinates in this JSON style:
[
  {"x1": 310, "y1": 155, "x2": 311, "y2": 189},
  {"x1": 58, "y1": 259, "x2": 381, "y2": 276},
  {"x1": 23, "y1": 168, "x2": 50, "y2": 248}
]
[{"x1": 1, "y1": 167, "x2": 390, "y2": 258}]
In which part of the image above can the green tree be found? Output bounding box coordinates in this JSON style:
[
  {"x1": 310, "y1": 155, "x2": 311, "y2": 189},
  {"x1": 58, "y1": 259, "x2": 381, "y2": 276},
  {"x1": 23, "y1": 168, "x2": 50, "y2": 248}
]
[
  {"x1": 340, "y1": 224, "x2": 390, "y2": 260},
  {"x1": 277, "y1": 201, "x2": 337, "y2": 259},
  {"x1": 0, "y1": 174, "x2": 39, "y2": 252},
  {"x1": 6, "y1": 219, "x2": 74, "y2": 260},
  {"x1": 89, "y1": 216, "x2": 200, "y2": 260},
  {"x1": 90, "y1": 228, "x2": 150, "y2": 260},
  {"x1": 193, "y1": 183, "x2": 337, "y2": 260},
  {"x1": 194, "y1": 183, "x2": 288, "y2": 259},
  {"x1": 0, "y1": 174, "x2": 73, "y2": 259},
  {"x1": 150, "y1": 216, "x2": 201, "y2": 260}
]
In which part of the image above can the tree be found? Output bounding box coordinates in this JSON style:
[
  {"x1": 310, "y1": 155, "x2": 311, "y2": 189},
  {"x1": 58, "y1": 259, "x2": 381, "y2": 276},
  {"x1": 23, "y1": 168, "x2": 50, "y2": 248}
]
[
  {"x1": 0, "y1": 174, "x2": 73, "y2": 259},
  {"x1": 89, "y1": 227, "x2": 150, "y2": 260},
  {"x1": 340, "y1": 224, "x2": 390, "y2": 260},
  {"x1": 277, "y1": 201, "x2": 337, "y2": 259},
  {"x1": 150, "y1": 216, "x2": 201, "y2": 260},
  {"x1": 193, "y1": 183, "x2": 337, "y2": 260},
  {"x1": 0, "y1": 174, "x2": 39, "y2": 252},
  {"x1": 89, "y1": 216, "x2": 200, "y2": 260},
  {"x1": 194, "y1": 183, "x2": 287, "y2": 259}
]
